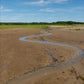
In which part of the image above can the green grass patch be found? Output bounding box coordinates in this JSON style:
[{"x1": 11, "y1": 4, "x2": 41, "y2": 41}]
[
  {"x1": 0, "y1": 24, "x2": 84, "y2": 30},
  {"x1": 0, "y1": 25, "x2": 49, "y2": 30},
  {"x1": 75, "y1": 29, "x2": 80, "y2": 31}
]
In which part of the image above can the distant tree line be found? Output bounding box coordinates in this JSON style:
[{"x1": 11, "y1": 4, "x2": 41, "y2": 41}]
[
  {"x1": 52, "y1": 21, "x2": 84, "y2": 25},
  {"x1": 0, "y1": 21, "x2": 84, "y2": 25}
]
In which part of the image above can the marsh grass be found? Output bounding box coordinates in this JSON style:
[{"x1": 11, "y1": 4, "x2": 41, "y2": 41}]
[
  {"x1": 75, "y1": 29, "x2": 81, "y2": 31},
  {"x1": 0, "y1": 25, "x2": 49, "y2": 30},
  {"x1": 0, "y1": 24, "x2": 84, "y2": 30}
]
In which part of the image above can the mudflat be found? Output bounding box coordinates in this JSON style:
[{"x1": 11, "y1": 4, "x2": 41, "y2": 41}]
[
  {"x1": 35, "y1": 26, "x2": 84, "y2": 84},
  {"x1": 0, "y1": 26, "x2": 84, "y2": 84}
]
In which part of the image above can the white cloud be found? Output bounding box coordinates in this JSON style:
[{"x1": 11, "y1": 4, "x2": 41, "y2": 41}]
[
  {"x1": 40, "y1": 8, "x2": 69, "y2": 12},
  {"x1": 23, "y1": 0, "x2": 68, "y2": 5},
  {"x1": 40, "y1": 8, "x2": 55, "y2": 12},
  {"x1": 39, "y1": 6, "x2": 84, "y2": 13},
  {"x1": 54, "y1": 0, "x2": 68, "y2": 3},
  {"x1": 17, "y1": 13, "x2": 37, "y2": 16},
  {"x1": 0, "y1": 6, "x2": 3, "y2": 9},
  {"x1": 23, "y1": 0, "x2": 45, "y2": 5},
  {"x1": 3, "y1": 9, "x2": 12, "y2": 12},
  {"x1": 73, "y1": 7, "x2": 84, "y2": 10},
  {"x1": 0, "y1": 5, "x2": 12, "y2": 12},
  {"x1": 1, "y1": 13, "x2": 39, "y2": 22}
]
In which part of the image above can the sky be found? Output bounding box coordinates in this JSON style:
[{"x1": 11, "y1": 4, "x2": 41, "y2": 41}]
[{"x1": 0, "y1": 0, "x2": 84, "y2": 22}]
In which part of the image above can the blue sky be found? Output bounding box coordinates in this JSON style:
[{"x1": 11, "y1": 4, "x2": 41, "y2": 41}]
[{"x1": 0, "y1": 0, "x2": 84, "y2": 22}]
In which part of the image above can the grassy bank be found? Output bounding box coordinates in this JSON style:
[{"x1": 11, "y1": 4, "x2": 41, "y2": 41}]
[
  {"x1": 0, "y1": 25, "x2": 49, "y2": 30},
  {"x1": 0, "y1": 24, "x2": 84, "y2": 30}
]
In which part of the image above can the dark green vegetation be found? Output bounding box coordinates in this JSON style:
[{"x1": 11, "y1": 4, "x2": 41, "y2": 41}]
[
  {"x1": 0, "y1": 21, "x2": 84, "y2": 29},
  {"x1": 0, "y1": 21, "x2": 84, "y2": 25}
]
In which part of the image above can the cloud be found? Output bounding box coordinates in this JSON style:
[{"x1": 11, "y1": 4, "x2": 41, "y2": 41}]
[
  {"x1": 73, "y1": 7, "x2": 84, "y2": 10},
  {"x1": 3, "y1": 9, "x2": 12, "y2": 12},
  {"x1": 23, "y1": 0, "x2": 45, "y2": 5},
  {"x1": 39, "y1": 6, "x2": 84, "y2": 13},
  {"x1": 23, "y1": 0, "x2": 68, "y2": 5},
  {"x1": 54, "y1": 0, "x2": 68, "y2": 3},
  {"x1": 40, "y1": 8, "x2": 55, "y2": 12},
  {"x1": 40, "y1": 8, "x2": 69, "y2": 12},
  {"x1": 17, "y1": 13, "x2": 37, "y2": 16},
  {"x1": 0, "y1": 6, "x2": 3, "y2": 9},
  {"x1": 1, "y1": 13, "x2": 39, "y2": 22},
  {"x1": 0, "y1": 5, "x2": 12, "y2": 12}
]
